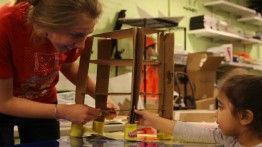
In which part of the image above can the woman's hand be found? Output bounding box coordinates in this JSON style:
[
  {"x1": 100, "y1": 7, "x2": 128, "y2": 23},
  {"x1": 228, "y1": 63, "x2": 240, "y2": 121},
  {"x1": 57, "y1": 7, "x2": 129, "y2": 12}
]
[
  {"x1": 57, "y1": 104, "x2": 101, "y2": 125},
  {"x1": 105, "y1": 96, "x2": 120, "y2": 120},
  {"x1": 106, "y1": 96, "x2": 120, "y2": 111}
]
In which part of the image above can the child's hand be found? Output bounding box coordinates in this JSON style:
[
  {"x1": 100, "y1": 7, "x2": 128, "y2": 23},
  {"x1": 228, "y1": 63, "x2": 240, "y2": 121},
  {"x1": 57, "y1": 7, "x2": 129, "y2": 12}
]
[{"x1": 134, "y1": 110, "x2": 156, "y2": 126}]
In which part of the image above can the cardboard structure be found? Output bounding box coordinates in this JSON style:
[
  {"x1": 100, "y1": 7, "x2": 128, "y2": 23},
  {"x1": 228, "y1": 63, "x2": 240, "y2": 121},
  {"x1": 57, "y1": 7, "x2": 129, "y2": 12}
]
[
  {"x1": 71, "y1": 27, "x2": 174, "y2": 138},
  {"x1": 186, "y1": 53, "x2": 224, "y2": 99}
]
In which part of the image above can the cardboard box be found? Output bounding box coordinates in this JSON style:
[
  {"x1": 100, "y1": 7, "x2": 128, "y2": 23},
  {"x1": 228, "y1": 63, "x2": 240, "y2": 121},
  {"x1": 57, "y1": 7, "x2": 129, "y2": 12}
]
[
  {"x1": 173, "y1": 110, "x2": 217, "y2": 122},
  {"x1": 186, "y1": 53, "x2": 223, "y2": 99},
  {"x1": 196, "y1": 97, "x2": 216, "y2": 110}
]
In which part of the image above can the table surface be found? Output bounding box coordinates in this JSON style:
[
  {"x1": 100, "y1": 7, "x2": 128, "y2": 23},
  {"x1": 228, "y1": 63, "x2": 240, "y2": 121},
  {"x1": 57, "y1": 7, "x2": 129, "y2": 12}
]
[
  {"x1": 12, "y1": 114, "x2": 221, "y2": 146},
  {"x1": 12, "y1": 135, "x2": 223, "y2": 147}
]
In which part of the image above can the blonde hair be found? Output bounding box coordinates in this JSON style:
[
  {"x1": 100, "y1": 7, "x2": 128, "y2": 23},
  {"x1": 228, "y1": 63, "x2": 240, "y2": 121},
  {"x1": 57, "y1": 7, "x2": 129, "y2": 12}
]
[
  {"x1": 14, "y1": 0, "x2": 102, "y2": 30},
  {"x1": 12, "y1": 0, "x2": 27, "y2": 5}
]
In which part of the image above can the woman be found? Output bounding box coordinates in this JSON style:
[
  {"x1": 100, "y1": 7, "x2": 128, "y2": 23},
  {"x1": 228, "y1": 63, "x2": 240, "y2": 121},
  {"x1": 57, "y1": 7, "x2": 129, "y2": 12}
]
[{"x1": 0, "y1": 0, "x2": 119, "y2": 145}]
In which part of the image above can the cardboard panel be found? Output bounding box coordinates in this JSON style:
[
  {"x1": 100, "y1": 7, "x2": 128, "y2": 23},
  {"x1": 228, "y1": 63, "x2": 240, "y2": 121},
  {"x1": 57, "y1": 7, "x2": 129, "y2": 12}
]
[
  {"x1": 158, "y1": 33, "x2": 165, "y2": 117},
  {"x1": 129, "y1": 28, "x2": 144, "y2": 123},
  {"x1": 158, "y1": 33, "x2": 174, "y2": 120},
  {"x1": 201, "y1": 57, "x2": 224, "y2": 71},
  {"x1": 75, "y1": 38, "x2": 93, "y2": 104},
  {"x1": 186, "y1": 53, "x2": 204, "y2": 71},
  {"x1": 95, "y1": 39, "x2": 112, "y2": 122}
]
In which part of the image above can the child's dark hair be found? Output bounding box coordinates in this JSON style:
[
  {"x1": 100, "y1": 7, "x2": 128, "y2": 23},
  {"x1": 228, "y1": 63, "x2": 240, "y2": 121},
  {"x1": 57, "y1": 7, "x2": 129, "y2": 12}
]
[{"x1": 219, "y1": 74, "x2": 262, "y2": 137}]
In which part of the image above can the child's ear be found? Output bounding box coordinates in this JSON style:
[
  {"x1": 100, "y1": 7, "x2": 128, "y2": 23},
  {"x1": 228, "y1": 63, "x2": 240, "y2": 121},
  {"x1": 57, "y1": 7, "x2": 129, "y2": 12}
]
[{"x1": 239, "y1": 109, "x2": 253, "y2": 126}]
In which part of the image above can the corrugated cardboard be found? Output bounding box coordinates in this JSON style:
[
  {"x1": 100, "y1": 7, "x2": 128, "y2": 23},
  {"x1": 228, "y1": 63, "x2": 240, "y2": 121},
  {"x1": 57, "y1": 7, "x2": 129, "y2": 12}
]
[
  {"x1": 173, "y1": 110, "x2": 217, "y2": 122},
  {"x1": 196, "y1": 97, "x2": 216, "y2": 110},
  {"x1": 186, "y1": 53, "x2": 223, "y2": 99}
]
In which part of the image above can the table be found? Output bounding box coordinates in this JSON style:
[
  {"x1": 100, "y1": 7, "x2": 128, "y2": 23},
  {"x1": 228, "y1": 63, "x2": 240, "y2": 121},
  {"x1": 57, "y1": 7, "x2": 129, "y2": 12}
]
[{"x1": 12, "y1": 136, "x2": 223, "y2": 147}]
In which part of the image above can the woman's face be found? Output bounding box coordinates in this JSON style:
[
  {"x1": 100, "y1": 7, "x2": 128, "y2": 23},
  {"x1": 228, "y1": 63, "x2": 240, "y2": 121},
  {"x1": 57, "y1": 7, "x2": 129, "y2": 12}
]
[
  {"x1": 46, "y1": 14, "x2": 97, "y2": 53},
  {"x1": 216, "y1": 92, "x2": 241, "y2": 136}
]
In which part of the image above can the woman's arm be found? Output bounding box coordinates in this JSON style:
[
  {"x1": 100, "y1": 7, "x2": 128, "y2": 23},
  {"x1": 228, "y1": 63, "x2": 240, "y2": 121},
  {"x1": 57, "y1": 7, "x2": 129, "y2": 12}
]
[
  {"x1": 0, "y1": 78, "x2": 101, "y2": 124},
  {"x1": 0, "y1": 78, "x2": 58, "y2": 118}
]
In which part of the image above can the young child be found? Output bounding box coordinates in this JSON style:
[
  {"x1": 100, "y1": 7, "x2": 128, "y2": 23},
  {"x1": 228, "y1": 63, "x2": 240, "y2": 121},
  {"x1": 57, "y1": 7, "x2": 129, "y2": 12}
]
[{"x1": 135, "y1": 74, "x2": 262, "y2": 146}]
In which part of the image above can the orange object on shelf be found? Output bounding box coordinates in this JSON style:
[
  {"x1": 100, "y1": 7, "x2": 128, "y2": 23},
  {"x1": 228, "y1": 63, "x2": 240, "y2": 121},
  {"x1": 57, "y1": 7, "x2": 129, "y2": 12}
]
[{"x1": 235, "y1": 52, "x2": 250, "y2": 59}]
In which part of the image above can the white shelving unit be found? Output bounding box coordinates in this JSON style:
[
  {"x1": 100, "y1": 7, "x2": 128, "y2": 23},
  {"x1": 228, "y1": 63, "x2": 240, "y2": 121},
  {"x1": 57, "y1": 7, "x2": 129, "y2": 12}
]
[
  {"x1": 189, "y1": 0, "x2": 262, "y2": 72},
  {"x1": 203, "y1": 0, "x2": 256, "y2": 17},
  {"x1": 188, "y1": 28, "x2": 262, "y2": 45},
  {"x1": 238, "y1": 16, "x2": 262, "y2": 26},
  {"x1": 204, "y1": 0, "x2": 262, "y2": 26},
  {"x1": 199, "y1": 0, "x2": 262, "y2": 44}
]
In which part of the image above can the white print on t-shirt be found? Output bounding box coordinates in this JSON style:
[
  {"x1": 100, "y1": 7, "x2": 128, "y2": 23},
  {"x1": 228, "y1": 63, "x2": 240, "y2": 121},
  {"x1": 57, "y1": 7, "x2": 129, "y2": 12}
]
[{"x1": 34, "y1": 53, "x2": 59, "y2": 72}]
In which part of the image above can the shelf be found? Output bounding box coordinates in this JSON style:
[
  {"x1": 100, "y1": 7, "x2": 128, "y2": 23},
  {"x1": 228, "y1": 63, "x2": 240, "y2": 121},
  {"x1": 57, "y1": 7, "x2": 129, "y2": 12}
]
[
  {"x1": 241, "y1": 38, "x2": 262, "y2": 45},
  {"x1": 204, "y1": 0, "x2": 256, "y2": 17},
  {"x1": 238, "y1": 16, "x2": 262, "y2": 26},
  {"x1": 188, "y1": 28, "x2": 262, "y2": 45}
]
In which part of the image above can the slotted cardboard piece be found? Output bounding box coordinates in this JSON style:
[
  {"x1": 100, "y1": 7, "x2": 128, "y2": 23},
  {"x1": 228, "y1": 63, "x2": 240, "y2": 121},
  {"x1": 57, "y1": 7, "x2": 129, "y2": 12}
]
[
  {"x1": 157, "y1": 33, "x2": 174, "y2": 120},
  {"x1": 94, "y1": 39, "x2": 112, "y2": 122},
  {"x1": 75, "y1": 38, "x2": 93, "y2": 104}
]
